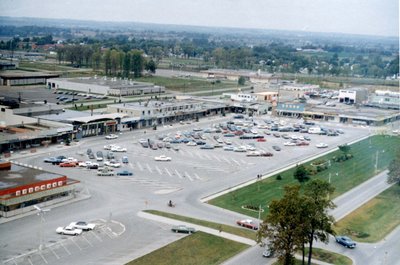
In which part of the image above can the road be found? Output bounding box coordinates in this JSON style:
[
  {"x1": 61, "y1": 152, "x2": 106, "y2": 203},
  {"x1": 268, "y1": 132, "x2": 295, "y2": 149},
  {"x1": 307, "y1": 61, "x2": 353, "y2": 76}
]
[{"x1": 0, "y1": 114, "x2": 397, "y2": 265}]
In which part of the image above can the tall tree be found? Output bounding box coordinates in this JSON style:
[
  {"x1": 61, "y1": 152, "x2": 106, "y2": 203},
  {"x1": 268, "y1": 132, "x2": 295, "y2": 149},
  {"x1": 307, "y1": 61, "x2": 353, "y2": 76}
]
[
  {"x1": 387, "y1": 150, "x2": 400, "y2": 185},
  {"x1": 131, "y1": 49, "x2": 145, "y2": 78},
  {"x1": 257, "y1": 185, "x2": 305, "y2": 265},
  {"x1": 303, "y1": 179, "x2": 336, "y2": 265},
  {"x1": 294, "y1": 164, "x2": 309, "y2": 183}
]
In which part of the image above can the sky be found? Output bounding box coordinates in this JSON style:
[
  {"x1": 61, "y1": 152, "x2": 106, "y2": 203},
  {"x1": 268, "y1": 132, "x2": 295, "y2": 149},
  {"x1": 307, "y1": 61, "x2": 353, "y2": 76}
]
[{"x1": 1, "y1": 0, "x2": 399, "y2": 37}]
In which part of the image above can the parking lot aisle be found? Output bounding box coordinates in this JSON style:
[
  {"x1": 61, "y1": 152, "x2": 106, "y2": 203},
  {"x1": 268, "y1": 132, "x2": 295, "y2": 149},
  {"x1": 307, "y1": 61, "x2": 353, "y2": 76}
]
[
  {"x1": 231, "y1": 158, "x2": 241, "y2": 166},
  {"x1": 184, "y1": 171, "x2": 194, "y2": 182},
  {"x1": 202, "y1": 153, "x2": 212, "y2": 160},
  {"x1": 194, "y1": 173, "x2": 203, "y2": 181},
  {"x1": 222, "y1": 157, "x2": 232, "y2": 164},
  {"x1": 195, "y1": 152, "x2": 206, "y2": 160},
  {"x1": 136, "y1": 161, "x2": 144, "y2": 171}
]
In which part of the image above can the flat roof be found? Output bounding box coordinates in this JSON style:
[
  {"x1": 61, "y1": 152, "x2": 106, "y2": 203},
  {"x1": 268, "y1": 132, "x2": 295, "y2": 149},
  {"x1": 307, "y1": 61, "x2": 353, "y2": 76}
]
[
  {"x1": 0, "y1": 163, "x2": 64, "y2": 191},
  {"x1": 0, "y1": 71, "x2": 59, "y2": 79},
  {"x1": 50, "y1": 77, "x2": 155, "y2": 89}
]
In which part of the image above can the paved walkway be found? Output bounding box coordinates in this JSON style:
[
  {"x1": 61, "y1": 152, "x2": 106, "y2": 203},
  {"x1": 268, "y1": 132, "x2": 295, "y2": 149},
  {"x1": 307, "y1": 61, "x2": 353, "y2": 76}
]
[{"x1": 137, "y1": 211, "x2": 257, "y2": 246}]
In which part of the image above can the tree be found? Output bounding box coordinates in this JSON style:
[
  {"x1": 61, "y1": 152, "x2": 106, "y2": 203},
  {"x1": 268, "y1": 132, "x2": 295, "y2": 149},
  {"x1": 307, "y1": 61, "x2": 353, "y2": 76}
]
[
  {"x1": 145, "y1": 59, "x2": 157, "y2": 73},
  {"x1": 294, "y1": 164, "x2": 309, "y2": 183},
  {"x1": 303, "y1": 179, "x2": 336, "y2": 265},
  {"x1": 238, "y1": 76, "x2": 246, "y2": 86},
  {"x1": 131, "y1": 50, "x2": 145, "y2": 78},
  {"x1": 257, "y1": 185, "x2": 305, "y2": 265},
  {"x1": 387, "y1": 151, "x2": 400, "y2": 185}
]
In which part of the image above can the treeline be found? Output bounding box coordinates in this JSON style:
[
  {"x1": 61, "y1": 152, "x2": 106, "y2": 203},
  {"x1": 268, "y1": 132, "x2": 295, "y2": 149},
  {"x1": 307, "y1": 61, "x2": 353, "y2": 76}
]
[{"x1": 56, "y1": 45, "x2": 156, "y2": 77}]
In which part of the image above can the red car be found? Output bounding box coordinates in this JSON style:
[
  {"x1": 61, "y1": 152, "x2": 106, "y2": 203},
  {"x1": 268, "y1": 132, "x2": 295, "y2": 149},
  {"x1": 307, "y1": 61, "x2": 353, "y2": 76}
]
[
  {"x1": 236, "y1": 219, "x2": 258, "y2": 230},
  {"x1": 59, "y1": 162, "x2": 76, "y2": 167},
  {"x1": 257, "y1": 138, "x2": 266, "y2": 142},
  {"x1": 296, "y1": 141, "x2": 310, "y2": 146}
]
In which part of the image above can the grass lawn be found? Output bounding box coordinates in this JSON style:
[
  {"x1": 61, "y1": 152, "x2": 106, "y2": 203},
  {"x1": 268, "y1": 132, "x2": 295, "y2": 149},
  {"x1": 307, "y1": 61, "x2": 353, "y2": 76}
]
[
  {"x1": 334, "y1": 184, "x2": 400, "y2": 243},
  {"x1": 144, "y1": 210, "x2": 257, "y2": 240},
  {"x1": 134, "y1": 75, "x2": 240, "y2": 92},
  {"x1": 304, "y1": 248, "x2": 352, "y2": 265},
  {"x1": 209, "y1": 135, "x2": 400, "y2": 219},
  {"x1": 125, "y1": 231, "x2": 248, "y2": 265}
]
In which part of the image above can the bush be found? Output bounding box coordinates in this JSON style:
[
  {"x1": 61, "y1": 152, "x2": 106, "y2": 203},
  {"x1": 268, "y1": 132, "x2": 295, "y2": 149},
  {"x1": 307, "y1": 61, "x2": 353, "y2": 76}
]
[{"x1": 276, "y1": 174, "x2": 282, "y2": 180}]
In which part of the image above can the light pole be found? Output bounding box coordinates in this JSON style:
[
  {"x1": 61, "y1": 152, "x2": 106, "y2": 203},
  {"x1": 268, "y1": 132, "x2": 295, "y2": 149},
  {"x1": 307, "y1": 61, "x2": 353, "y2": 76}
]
[
  {"x1": 34, "y1": 205, "x2": 50, "y2": 250},
  {"x1": 258, "y1": 204, "x2": 262, "y2": 227}
]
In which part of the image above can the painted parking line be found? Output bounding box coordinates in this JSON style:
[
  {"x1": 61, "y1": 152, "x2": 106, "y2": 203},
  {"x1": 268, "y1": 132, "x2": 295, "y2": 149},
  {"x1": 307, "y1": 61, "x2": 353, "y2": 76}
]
[
  {"x1": 231, "y1": 158, "x2": 241, "y2": 166},
  {"x1": 240, "y1": 159, "x2": 248, "y2": 165},
  {"x1": 174, "y1": 169, "x2": 183, "y2": 179},
  {"x1": 60, "y1": 241, "x2": 71, "y2": 255},
  {"x1": 39, "y1": 252, "x2": 48, "y2": 264},
  {"x1": 184, "y1": 171, "x2": 194, "y2": 182},
  {"x1": 202, "y1": 153, "x2": 212, "y2": 160},
  {"x1": 222, "y1": 157, "x2": 232, "y2": 164},
  {"x1": 212, "y1": 154, "x2": 222, "y2": 162},
  {"x1": 195, "y1": 152, "x2": 204, "y2": 159},
  {"x1": 71, "y1": 237, "x2": 82, "y2": 250},
  {"x1": 165, "y1": 167, "x2": 172, "y2": 177},
  {"x1": 194, "y1": 173, "x2": 202, "y2": 180},
  {"x1": 146, "y1": 163, "x2": 153, "y2": 173},
  {"x1": 49, "y1": 246, "x2": 60, "y2": 260},
  {"x1": 155, "y1": 165, "x2": 163, "y2": 175},
  {"x1": 81, "y1": 234, "x2": 93, "y2": 247},
  {"x1": 136, "y1": 162, "x2": 143, "y2": 171}
]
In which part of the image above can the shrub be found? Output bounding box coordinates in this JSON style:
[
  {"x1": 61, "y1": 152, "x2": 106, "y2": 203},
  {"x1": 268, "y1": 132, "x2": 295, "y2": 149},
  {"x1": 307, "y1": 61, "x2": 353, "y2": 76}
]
[{"x1": 276, "y1": 174, "x2": 282, "y2": 180}]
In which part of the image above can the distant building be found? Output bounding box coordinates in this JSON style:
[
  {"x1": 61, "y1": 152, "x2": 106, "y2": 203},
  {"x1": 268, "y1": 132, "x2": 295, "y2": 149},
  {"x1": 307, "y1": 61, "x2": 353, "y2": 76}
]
[
  {"x1": 0, "y1": 162, "x2": 79, "y2": 218},
  {"x1": 366, "y1": 90, "x2": 400, "y2": 110},
  {"x1": 338, "y1": 88, "x2": 368, "y2": 104},
  {"x1": 229, "y1": 93, "x2": 257, "y2": 102},
  {"x1": 47, "y1": 76, "x2": 165, "y2": 96},
  {"x1": 0, "y1": 71, "x2": 59, "y2": 86}
]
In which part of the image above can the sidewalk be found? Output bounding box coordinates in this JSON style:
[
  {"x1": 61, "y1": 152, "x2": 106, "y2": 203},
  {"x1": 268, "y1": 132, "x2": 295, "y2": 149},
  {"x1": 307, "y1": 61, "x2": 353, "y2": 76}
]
[{"x1": 137, "y1": 211, "x2": 257, "y2": 246}]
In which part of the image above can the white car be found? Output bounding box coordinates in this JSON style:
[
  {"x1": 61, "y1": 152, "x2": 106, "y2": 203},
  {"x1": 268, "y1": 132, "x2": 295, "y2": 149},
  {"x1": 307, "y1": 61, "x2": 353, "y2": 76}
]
[
  {"x1": 78, "y1": 161, "x2": 92, "y2": 167},
  {"x1": 186, "y1": 141, "x2": 197, "y2": 146},
  {"x1": 105, "y1": 134, "x2": 118, "y2": 140},
  {"x1": 246, "y1": 151, "x2": 261, "y2": 157},
  {"x1": 233, "y1": 146, "x2": 247, "y2": 152},
  {"x1": 69, "y1": 221, "x2": 96, "y2": 231},
  {"x1": 104, "y1": 160, "x2": 121, "y2": 168},
  {"x1": 62, "y1": 157, "x2": 78, "y2": 163},
  {"x1": 56, "y1": 226, "x2": 83, "y2": 236},
  {"x1": 316, "y1": 143, "x2": 328, "y2": 148},
  {"x1": 154, "y1": 155, "x2": 172, "y2": 161},
  {"x1": 104, "y1": 144, "x2": 117, "y2": 150},
  {"x1": 283, "y1": 141, "x2": 297, "y2": 146},
  {"x1": 111, "y1": 146, "x2": 127, "y2": 152}
]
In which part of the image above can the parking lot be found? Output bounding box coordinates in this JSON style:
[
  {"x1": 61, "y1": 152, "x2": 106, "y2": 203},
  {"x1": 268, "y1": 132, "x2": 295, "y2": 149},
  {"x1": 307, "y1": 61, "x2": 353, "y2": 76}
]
[{"x1": 1, "y1": 114, "x2": 372, "y2": 265}]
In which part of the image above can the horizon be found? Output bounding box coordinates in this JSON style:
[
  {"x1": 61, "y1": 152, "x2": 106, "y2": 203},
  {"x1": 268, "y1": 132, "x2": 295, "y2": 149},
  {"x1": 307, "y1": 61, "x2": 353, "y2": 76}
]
[{"x1": 0, "y1": 0, "x2": 398, "y2": 38}]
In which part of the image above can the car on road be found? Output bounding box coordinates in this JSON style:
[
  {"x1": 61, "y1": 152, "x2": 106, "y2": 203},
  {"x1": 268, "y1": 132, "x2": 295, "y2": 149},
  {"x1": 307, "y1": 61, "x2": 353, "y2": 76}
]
[
  {"x1": 43, "y1": 157, "x2": 58, "y2": 163},
  {"x1": 171, "y1": 225, "x2": 196, "y2": 234},
  {"x1": 316, "y1": 143, "x2": 328, "y2": 148},
  {"x1": 335, "y1": 236, "x2": 356, "y2": 248},
  {"x1": 260, "y1": 151, "x2": 273, "y2": 157},
  {"x1": 69, "y1": 221, "x2": 96, "y2": 231},
  {"x1": 236, "y1": 219, "x2": 258, "y2": 230},
  {"x1": 105, "y1": 134, "x2": 118, "y2": 140},
  {"x1": 154, "y1": 155, "x2": 172, "y2": 161},
  {"x1": 246, "y1": 151, "x2": 261, "y2": 157},
  {"x1": 56, "y1": 226, "x2": 83, "y2": 236},
  {"x1": 262, "y1": 247, "x2": 273, "y2": 258},
  {"x1": 117, "y1": 170, "x2": 133, "y2": 176},
  {"x1": 272, "y1": 145, "x2": 281, "y2": 151}
]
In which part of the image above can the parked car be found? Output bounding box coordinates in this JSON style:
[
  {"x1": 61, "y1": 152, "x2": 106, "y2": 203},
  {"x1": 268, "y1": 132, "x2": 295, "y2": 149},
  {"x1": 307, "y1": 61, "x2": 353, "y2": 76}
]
[
  {"x1": 69, "y1": 221, "x2": 96, "y2": 231},
  {"x1": 111, "y1": 146, "x2": 127, "y2": 152},
  {"x1": 56, "y1": 226, "x2": 82, "y2": 236},
  {"x1": 97, "y1": 169, "x2": 115, "y2": 176},
  {"x1": 296, "y1": 141, "x2": 310, "y2": 146},
  {"x1": 104, "y1": 160, "x2": 121, "y2": 168},
  {"x1": 171, "y1": 225, "x2": 196, "y2": 234},
  {"x1": 154, "y1": 155, "x2": 172, "y2": 161},
  {"x1": 43, "y1": 157, "x2": 58, "y2": 163},
  {"x1": 121, "y1": 156, "x2": 129, "y2": 163},
  {"x1": 335, "y1": 236, "x2": 356, "y2": 248},
  {"x1": 88, "y1": 153, "x2": 95, "y2": 159},
  {"x1": 260, "y1": 151, "x2": 273, "y2": 157},
  {"x1": 86, "y1": 148, "x2": 93, "y2": 155},
  {"x1": 236, "y1": 219, "x2": 258, "y2": 230},
  {"x1": 272, "y1": 145, "x2": 281, "y2": 151},
  {"x1": 117, "y1": 170, "x2": 133, "y2": 176},
  {"x1": 262, "y1": 246, "x2": 273, "y2": 258},
  {"x1": 96, "y1": 151, "x2": 104, "y2": 161},
  {"x1": 59, "y1": 162, "x2": 76, "y2": 167},
  {"x1": 105, "y1": 134, "x2": 118, "y2": 140},
  {"x1": 200, "y1": 144, "x2": 215, "y2": 149},
  {"x1": 284, "y1": 141, "x2": 296, "y2": 146},
  {"x1": 257, "y1": 138, "x2": 266, "y2": 142}
]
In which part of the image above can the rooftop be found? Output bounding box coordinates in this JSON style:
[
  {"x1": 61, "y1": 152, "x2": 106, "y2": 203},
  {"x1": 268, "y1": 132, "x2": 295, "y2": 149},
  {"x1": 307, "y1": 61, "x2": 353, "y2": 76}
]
[
  {"x1": 51, "y1": 77, "x2": 156, "y2": 89},
  {"x1": 0, "y1": 163, "x2": 65, "y2": 191}
]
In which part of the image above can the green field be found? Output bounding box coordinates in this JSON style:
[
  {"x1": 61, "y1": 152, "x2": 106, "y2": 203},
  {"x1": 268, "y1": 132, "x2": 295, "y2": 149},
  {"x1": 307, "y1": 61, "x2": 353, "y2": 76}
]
[
  {"x1": 144, "y1": 210, "x2": 257, "y2": 240},
  {"x1": 335, "y1": 184, "x2": 400, "y2": 242},
  {"x1": 305, "y1": 248, "x2": 353, "y2": 265},
  {"x1": 125, "y1": 231, "x2": 248, "y2": 265},
  {"x1": 209, "y1": 135, "x2": 400, "y2": 219},
  {"x1": 134, "y1": 75, "x2": 240, "y2": 93}
]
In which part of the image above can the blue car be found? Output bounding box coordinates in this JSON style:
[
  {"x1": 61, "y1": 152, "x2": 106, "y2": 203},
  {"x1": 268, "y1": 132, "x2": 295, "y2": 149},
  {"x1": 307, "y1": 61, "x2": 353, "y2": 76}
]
[
  {"x1": 117, "y1": 170, "x2": 133, "y2": 176},
  {"x1": 335, "y1": 236, "x2": 356, "y2": 248}
]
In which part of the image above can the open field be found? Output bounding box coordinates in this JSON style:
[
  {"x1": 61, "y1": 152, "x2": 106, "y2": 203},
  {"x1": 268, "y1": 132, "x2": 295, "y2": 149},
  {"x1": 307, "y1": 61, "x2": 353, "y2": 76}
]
[
  {"x1": 134, "y1": 75, "x2": 240, "y2": 92},
  {"x1": 125, "y1": 231, "x2": 248, "y2": 265},
  {"x1": 209, "y1": 135, "x2": 400, "y2": 219},
  {"x1": 334, "y1": 184, "x2": 400, "y2": 243},
  {"x1": 144, "y1": 210, "x2": 257, "y2": 240}
]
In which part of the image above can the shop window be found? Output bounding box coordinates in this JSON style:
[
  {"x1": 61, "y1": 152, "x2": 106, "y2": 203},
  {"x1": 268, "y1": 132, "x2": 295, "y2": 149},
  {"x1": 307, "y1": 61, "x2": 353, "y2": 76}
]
[
  {"x1": 22, "y1": 189, "x2": 27, "y2": 195},
  {"x1": 58, "y1": 181, "x2": 63, "y2": 186},
  {"x1": 41, "y1": 185, "x2": 46, "y2": 190},
  {"x1": 52, "y1": 182, "x2": 57, "y2": 188},
  {"x1": 35, "y1": 186, "x2": 40, "y2": 192},
  {"x1": 29, "y1": 187, "x2": 34, "y2": 193},
  {"x1": 16, "y1": 190, "x2": 21, "y2": 196},
  {"x1": 47, "y1": 184, "x2": 52, "y2": 189}
]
